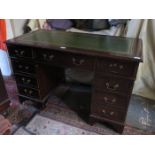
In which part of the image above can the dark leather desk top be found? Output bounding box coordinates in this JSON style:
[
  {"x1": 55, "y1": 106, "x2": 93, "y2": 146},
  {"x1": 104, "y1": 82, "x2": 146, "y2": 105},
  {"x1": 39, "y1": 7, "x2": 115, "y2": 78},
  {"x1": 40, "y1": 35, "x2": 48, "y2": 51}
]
[{"x1": 6, "y1": 29, "x2": 142, "y2": 61}]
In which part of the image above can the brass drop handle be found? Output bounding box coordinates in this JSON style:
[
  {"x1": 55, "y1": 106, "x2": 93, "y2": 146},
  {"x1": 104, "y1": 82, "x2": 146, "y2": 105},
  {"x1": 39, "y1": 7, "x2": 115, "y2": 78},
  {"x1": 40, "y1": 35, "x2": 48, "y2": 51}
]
[
  {"x1": 22, "y1": 78, "x2": 31, "y2": 84},
  {"x1": 18, "y1": 65, "x2": 23, "y2": 69},
  {"x1": 110, "y1": 111, "x2": 114, "y2": 116},
  {"x1": 22, "y1": 77, "x2": 25, "y2": 82},
  {"x1": 103, "y1": 97, "x2": 116, "y2": 104},
  {"x1": 15, "y1": 50, "x2": 24, "y2": 56},
  {"x1": 20, "y1": 50, "x2": 25, "y2": 55},
  {"x1": 43, "y1": 54, "x2": 48, "y2": 59},
  {"x1": 72, "y1": 58, "x2": 85, "y2": 66},
  {"x1": 109, "y1": 63, "x2": 124, "y2": 70},
  {"x1": 49, "y1": 54, "x2": 55, "y2": 60},
  {"x1": 25, "y1": 66, "x2": 29, "y2": 70},
  {"x1": 106, "y1": 82, "x2": 119, "y2": 91},
  {"x1": 29, "y1": 90, "x2": 33, "y2": 95},
  {"x1": 119, "y1": 65, "x2": 124, "y2": 69},
  {"x1": 102, "y1": 109, "x2": 114, "y2": 116},
  {"x1": 26, "y1": 79, "x2": 31, "y2": 84},
  {"x1": 102, "y1": 109, "x2": 106, "y2": 113},
  {"x1": 24, "y1": 89, "x2": 28, "y2": 93}
]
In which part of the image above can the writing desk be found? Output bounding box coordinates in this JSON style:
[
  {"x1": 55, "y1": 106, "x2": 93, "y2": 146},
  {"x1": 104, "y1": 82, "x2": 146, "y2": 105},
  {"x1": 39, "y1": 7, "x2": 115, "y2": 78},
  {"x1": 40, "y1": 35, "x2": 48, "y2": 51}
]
[{"x1": 6, "y1": 29, "x2": 142, "y2": 133}]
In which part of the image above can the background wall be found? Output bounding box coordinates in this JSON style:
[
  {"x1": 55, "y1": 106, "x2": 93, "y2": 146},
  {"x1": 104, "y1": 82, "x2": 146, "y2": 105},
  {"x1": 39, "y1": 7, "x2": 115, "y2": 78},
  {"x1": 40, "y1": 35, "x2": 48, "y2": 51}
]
[{"x1": 8, "y1": 19, "x2": 27, "y2": 38}]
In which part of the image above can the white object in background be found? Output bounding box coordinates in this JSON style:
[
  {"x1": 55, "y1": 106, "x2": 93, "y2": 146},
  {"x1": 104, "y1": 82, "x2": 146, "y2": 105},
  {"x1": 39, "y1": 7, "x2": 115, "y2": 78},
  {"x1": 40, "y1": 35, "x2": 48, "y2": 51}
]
[{"x1": 0, "y1": 49, "x2": 12, "y2": 76}]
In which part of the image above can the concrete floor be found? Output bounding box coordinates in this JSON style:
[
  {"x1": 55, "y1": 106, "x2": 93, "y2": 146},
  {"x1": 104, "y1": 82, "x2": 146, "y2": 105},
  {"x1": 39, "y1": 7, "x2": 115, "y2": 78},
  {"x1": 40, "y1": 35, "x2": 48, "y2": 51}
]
[{"x1": 126, "y1": 95, "x2": 155, "y2": 132}]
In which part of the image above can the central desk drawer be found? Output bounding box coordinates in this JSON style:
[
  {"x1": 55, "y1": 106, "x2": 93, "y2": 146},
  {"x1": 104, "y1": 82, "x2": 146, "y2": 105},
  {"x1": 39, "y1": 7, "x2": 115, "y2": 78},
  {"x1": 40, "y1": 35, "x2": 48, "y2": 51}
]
[
  {"x1": 94, "y1": 75, "x2": 133, "y2": 95},
  {"x1": 61, "y1": 54, "x2": 95, "y2": 70},
  {"x1": 36, "y1": 48, "x2": 95, "y2": 70}
]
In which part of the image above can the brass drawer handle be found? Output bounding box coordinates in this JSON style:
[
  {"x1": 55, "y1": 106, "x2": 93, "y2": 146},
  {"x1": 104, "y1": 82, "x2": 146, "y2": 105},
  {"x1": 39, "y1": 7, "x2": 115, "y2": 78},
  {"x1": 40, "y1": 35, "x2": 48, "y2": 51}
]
[
  {"x1": 102, "y1": 109, "x2": 114, "y2": 116},
  {"x1": 15, "y1": 50, "x2": 25, "y2": 56},
  {"x1": 25, "y1": 66, "x2": 29, "y2": 70},
  {"x1": 105, "y1": 82, "x2": 119, "y2": 91},
  {"x1": 72, "y1": 58, "x2": 85, "y2": 66},
  {"x1": 26, "y1": 79, "x2": 31, "y2": 84},
  {"x1": 22, "y1": 78, "x2": 31, "y2": 84},
  {"x1": 23, "y1": 89, "x2": 28, "y2": 93},
  {"x1": 49, "y1": 54, "x2": 55, "y2": 60},
  {"x1": 119, "y1": 65, "x2": 124, "y2": 69},
  {"x1": 43, "y1": 54, "x2": 48, "y2": 59},
  {"x1": 110, "y1": 111, "x2": 114, "y2": 116},
  {"x1": 103, "y1": 97, "x2": 116, "y2": 104},
  {"x1": 29, "y1": 90, "x2": 33, "y2": 95},
  {"x1": 102, "y1": 109, "x2": 106, "y2": 113},
  {"x1": 109, "y1": 63, "x2": 124, "y2": 70},
  {"x1": 18, "y1": 65, "x2": 23, "y2": 69}
]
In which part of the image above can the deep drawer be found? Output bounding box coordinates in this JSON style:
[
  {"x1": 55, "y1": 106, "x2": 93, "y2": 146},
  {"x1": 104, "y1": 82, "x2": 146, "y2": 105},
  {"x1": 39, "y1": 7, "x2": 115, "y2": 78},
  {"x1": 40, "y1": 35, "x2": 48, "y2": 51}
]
[
  {"x1": 12, "y1": 60, "x2": 36, "y2": 74},
  {"x1": 94, "y1": 75, "x2": 134, "y2": 95},
  {"x1": 92, "y1": 91, "x2": 129, "y2": 109},
  {"x1": 91, "y1": 105, "x2": 126, "y2": 123},
  {"x1": 97, "y1": 58, "x2": 136, "y2": 77},
  {"x1": 8, "y1": 45, "x2": 33, "y2": 58},
  {"x1": 17, "y1": 85, "x2": 39, "y2": 99},
  {"x1": 15, "y1": 74, "x2": 38, "y2": 88}
]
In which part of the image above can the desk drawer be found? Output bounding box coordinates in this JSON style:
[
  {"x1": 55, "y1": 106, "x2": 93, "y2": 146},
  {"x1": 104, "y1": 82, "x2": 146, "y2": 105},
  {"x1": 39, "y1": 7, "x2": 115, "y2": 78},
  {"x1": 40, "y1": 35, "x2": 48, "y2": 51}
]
[
  {"x1": 17, "y1": 86, "x2": 39, "y2": 99},
  {"x1": 92, "y1": 92, "x2": 129, "y2": 109},
  {"x1": 63, "y1": 54, "x2": 95, "y2": 70},
  {"x1": 15, "y1": 74, "x2": 38, "y2": 88},
  {"x1": 97, "y1": 58, "x2": 136, "y2": 77},
  {"x1": 12, "y1": 60, "x2": 36, "y2": 74},
  {"x1": 36, "y1": 48, "x2": 95, "y2": 70},
  {"x1": 94, "y1": 75, "x2": 133, "y2": 95},
  {"x1": 91, "y1": 105, "x2": 126, "y2": 122},
  {"x1": 8, "y1": 45, "x2": 33, "y2": 58}
]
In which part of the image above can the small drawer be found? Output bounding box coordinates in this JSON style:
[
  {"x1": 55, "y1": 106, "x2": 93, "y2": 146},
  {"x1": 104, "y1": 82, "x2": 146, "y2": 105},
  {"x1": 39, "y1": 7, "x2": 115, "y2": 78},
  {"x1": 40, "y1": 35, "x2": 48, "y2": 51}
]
[
  {"x1": 94, "y1": 75, "x2": 133, "y2": 94},
  {"x1": 15, "y1": 74, "x2": 38, "y2": 88},
  {"x1": 17, "y1": 86, "x2": 39, "y2": 99},
  {"x1": 12, "y1": 60, "x2": 36, "y2": 74},
  {"x1": 8, "y1": 45, "x2": 33, "y2": 58},
  {"x1": 97, "y1": 58, "x2": 136, "y2": 77},
  {"x1": 91, "y1": 106, "x2": 126, "y2": 122},
  {"x1": 36, "y1": 49, "x2": 61, "y2": 66},
  {"x1": 92, "y1": 92, "x2": 129, "y2": 109}
]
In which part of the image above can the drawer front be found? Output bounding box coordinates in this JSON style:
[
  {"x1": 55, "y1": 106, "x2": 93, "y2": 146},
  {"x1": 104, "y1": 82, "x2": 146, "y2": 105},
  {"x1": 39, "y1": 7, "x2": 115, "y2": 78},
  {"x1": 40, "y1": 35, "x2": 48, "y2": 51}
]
[
  {"x1": 94, "y1": 76, "x2": 133, "y2": 94},
  {"x1": 92, "y1": 92, "x2": 129, "y2": 109},
  {"x1": 91, "y1": 105, "x2": 126, "y2": 122},
  {"x1": 17, "y1": 86, "x2": 39, "y2": 99},
  {"x1": 36, "y1": 48, "x2": 95, "y2": 70},
  {"x1": 8, "y1": 45, "x2": 33, "y2": 58},
  {"x1": 97, "y1": 58, "x2": 135, "y2": 77},
  {"x1": 15, "y1": 74, "x2": 38, "y2": 88},
  {"x1": 63, "y1": 54, "x2": 95, "y2": 71},
  {"x1": 36, "y1": 49, "x2": 61, "y2": 66},
  {"x1": 12, "y1": 60, "x2": 36, "y2": 74}
]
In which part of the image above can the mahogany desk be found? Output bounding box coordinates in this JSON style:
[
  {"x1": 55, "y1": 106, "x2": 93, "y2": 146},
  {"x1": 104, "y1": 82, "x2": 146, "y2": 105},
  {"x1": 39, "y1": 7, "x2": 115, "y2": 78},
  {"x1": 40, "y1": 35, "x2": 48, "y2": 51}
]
[{"x1": 6, "y1": 30, "x2": 142, "y2": 133}]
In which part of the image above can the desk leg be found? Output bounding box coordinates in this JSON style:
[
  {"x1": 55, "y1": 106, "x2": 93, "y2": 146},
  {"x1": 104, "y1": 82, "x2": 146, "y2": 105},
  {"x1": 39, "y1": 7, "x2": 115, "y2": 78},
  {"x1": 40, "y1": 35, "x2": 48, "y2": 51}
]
[
  {"x1": 89, "y1": 116, "x2": 96, "y2": 126},
  {"x1": 111, "y1": 123, "x2": 125, "y2": 134}
]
